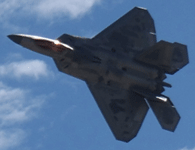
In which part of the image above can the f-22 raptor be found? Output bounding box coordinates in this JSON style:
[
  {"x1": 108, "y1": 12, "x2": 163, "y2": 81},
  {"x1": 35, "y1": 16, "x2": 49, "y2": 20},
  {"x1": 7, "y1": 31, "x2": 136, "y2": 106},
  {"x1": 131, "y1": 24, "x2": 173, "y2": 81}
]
[{"x1": 8, "y1": 7, "x2": 189, "y2": 142}]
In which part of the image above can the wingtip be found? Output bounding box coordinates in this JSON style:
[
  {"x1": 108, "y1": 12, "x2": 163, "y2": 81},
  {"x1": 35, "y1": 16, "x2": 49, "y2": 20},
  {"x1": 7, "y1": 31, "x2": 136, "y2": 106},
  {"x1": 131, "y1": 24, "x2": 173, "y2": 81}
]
[{"x1": 135, "y1": 6, "x2": 147, "y2": 10}]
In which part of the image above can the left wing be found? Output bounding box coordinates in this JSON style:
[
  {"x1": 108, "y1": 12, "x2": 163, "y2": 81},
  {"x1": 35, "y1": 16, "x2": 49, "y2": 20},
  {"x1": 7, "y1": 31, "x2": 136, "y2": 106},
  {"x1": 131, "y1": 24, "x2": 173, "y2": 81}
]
[{"x1": 87, "y1": 82, "x2": 149, "y2": 142}]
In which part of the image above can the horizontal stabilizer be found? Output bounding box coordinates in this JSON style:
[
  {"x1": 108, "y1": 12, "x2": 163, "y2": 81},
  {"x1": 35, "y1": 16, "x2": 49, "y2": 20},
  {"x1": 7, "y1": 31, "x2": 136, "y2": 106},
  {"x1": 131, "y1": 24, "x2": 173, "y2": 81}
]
[
  {"x1": 145, "y1": 96, "x2": 180, "y2": 132},
  {"x1": 135, "y1": 40, "x2": 189, "y2": 74},
  {"x1": 133, "y1": 89, "x2": 180, "y2": 131}
]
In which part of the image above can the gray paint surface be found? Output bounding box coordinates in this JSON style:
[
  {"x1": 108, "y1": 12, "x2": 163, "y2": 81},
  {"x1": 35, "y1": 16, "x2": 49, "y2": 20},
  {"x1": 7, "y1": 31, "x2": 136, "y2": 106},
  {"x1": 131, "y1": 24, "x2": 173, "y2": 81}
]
[{"x1": 8, "y1": 7, "x2": 189, "y2": 142}]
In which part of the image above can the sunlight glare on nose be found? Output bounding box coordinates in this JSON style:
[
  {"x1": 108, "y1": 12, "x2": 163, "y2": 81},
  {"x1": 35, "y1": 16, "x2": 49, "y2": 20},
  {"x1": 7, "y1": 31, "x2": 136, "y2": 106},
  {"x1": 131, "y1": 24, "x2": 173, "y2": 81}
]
[{"x1": 54, "y1": 40, "x2": 60, "y2": 45}]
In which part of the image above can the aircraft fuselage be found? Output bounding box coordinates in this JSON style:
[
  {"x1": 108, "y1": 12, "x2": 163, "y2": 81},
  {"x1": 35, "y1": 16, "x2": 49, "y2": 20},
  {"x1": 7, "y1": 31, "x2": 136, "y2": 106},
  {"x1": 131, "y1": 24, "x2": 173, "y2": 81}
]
[{"x1": 8, "y1": 7, "x2": 188, "y2": 142}]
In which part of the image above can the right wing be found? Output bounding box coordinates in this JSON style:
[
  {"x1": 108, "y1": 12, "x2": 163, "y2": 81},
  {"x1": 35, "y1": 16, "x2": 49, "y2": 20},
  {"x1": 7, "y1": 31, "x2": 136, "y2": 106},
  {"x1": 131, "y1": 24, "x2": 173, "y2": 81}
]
[
  {"x1": 92, "y1": 7, "x2": 156, "y2": 54},
  {"x1": 87, "y1": 82, "x2": 149, "y2": 142}
]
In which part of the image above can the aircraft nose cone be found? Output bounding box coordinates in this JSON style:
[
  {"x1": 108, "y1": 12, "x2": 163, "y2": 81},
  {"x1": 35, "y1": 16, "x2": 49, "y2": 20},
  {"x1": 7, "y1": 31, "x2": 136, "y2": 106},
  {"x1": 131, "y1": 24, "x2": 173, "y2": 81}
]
[{"x1": 7, "y1": 34, "x2": 23, "y2": 44}]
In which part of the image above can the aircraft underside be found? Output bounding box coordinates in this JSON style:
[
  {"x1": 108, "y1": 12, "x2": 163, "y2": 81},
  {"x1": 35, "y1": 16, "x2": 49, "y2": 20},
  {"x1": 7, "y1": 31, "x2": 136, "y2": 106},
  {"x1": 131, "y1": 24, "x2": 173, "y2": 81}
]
[{"x1": 8, "y1": 7, "x2": 189, "y2": 142}]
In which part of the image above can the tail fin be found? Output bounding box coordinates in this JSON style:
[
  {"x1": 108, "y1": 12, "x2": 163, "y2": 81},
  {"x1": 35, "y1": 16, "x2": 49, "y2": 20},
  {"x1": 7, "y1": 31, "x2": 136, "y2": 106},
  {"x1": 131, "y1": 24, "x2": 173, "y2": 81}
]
[{"x1": 135, "y1": 40, "x2": 189, "y2": 74}]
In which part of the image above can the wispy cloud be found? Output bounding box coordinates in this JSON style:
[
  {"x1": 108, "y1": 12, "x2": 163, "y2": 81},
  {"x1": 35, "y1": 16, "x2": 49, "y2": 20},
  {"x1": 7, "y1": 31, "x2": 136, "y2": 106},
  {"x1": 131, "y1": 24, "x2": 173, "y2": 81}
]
[
  {"x1": 0, "y1": 60, "x2": 50, "y2": 80},
  {"x1": 179, "y1": 147, "x2": 195, "y2": 150},
  {"x1": 0, "y1": 82, "x2": 46, "y2": 150},
  {"x1": 0, "y1": 129, "x2": 26, "y2": 150},
  {"x1": 0, "y1": 0, "x2": 101, "y2": 32},
  {"x1": 0, "y1": 82, "x2": 45, "y2": 125},
  {"x1": 35, "y1": 0, "x2": 101, "y2": 19},
  {"x1": 0, "y1": 0, "x2": 101, "y2": 21},
  {"x1": 0, "y1": 54, "x2": 54, "y2": 149}
]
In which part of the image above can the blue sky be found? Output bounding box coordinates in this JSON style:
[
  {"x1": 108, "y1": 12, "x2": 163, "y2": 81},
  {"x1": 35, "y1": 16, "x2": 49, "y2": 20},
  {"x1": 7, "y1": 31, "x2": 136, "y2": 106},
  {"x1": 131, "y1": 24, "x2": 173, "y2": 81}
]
[{"x1": 0, "y1": 0, "x2": 195, "y2": 150}]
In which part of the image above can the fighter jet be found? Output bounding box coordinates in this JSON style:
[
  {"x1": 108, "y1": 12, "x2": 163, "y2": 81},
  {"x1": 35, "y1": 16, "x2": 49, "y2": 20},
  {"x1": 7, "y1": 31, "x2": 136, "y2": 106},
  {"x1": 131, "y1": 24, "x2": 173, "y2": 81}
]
[{"x1": 8, "y1": 7, "x2": 189, "y2": 142}]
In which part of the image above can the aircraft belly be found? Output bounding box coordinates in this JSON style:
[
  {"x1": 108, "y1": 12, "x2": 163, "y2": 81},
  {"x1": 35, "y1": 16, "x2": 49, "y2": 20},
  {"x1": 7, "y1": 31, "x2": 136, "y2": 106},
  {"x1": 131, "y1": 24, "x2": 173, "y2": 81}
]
[{"x1": 54, "y1": 57, "x2": 158, "y2": 92}]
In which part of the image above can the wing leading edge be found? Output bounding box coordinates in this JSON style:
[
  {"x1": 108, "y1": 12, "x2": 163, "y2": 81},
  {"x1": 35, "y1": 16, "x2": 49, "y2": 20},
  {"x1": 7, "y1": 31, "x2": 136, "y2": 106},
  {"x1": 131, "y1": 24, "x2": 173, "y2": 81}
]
[{"x1": 87, "y1": 82, "x2": 149, "y2": 142}]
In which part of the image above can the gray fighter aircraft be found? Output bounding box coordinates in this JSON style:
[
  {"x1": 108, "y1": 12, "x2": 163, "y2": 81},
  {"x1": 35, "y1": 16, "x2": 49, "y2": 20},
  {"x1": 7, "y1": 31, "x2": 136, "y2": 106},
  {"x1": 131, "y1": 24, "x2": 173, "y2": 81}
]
[{"x1": 8, "y1": 7, "x2": 189, "y2": 142}]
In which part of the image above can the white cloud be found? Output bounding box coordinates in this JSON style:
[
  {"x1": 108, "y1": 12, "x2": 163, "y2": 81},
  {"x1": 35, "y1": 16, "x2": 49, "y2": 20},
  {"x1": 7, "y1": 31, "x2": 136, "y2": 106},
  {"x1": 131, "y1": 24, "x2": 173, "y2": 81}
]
[
  {"x1": 0, "y1": 0, "x2": 101, "y2": 20},
  {"x1": 0, "y1": 82, "x2": 44, "y2": 126},
  {"x1": 35, "y1": 0, "x2": 101, "y2": 19},
  {"x1": 0, "y1": 82, "x2": 46, "y2": 149},
  {"x1": 0, "y1": 60, "x2": 50, "y2": 80}
]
